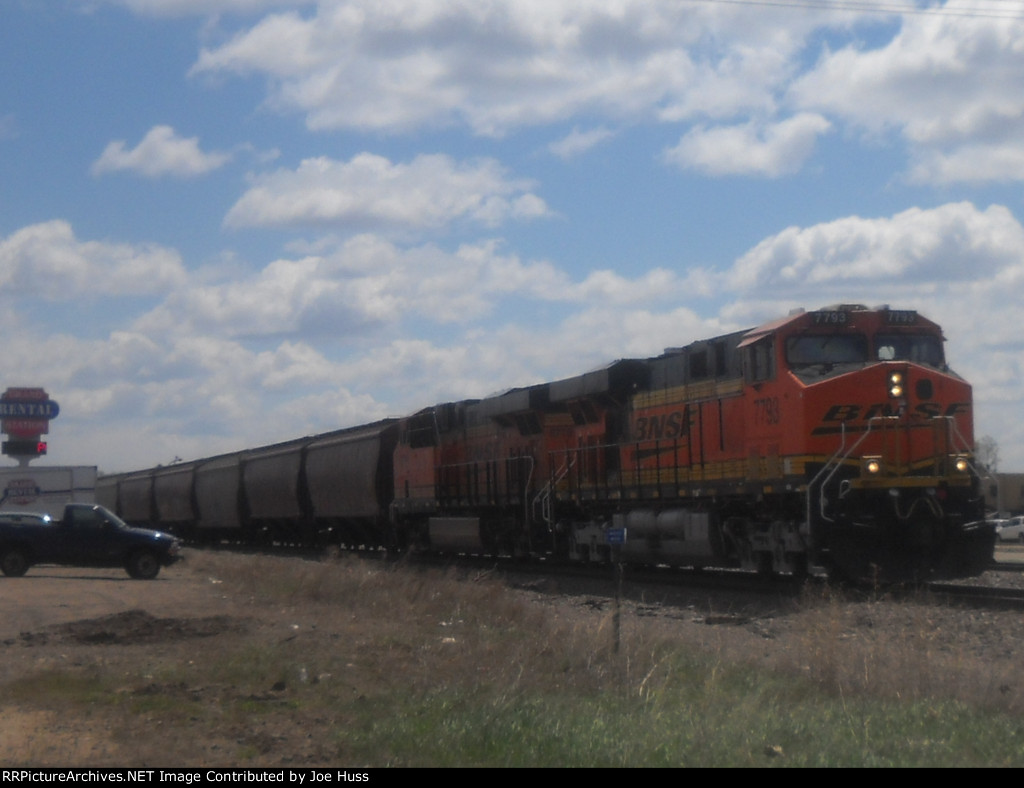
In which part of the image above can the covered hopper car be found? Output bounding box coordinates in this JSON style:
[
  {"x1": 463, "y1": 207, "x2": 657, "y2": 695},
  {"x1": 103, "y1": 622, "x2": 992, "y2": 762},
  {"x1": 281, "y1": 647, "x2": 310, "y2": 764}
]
[
  {"x1": 98, "y1": 305, "x2": 995, "y2": 582},
  {"x1": 98, "y1": 421, "x2": 399, "y2": 547}
]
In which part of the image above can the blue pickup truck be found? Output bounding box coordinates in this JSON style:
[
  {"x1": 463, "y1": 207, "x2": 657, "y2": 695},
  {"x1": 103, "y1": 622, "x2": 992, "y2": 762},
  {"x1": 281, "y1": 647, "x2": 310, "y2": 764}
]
[{"x1": 0, "y1": 503, "x2": 182, "y2": 579}]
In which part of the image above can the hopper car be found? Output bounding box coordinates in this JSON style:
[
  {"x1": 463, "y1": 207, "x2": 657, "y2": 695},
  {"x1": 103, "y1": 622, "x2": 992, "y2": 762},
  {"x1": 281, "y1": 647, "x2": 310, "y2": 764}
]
[{"x1": 97, "y1": 304, "x2": 995, "y2": 582}]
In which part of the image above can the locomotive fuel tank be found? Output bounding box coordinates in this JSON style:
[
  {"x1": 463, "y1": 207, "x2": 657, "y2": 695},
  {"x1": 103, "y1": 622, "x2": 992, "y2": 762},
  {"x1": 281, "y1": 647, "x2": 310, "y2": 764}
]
[{"x1": 613, "y1": 509, "x2": 720, "y2": 566}]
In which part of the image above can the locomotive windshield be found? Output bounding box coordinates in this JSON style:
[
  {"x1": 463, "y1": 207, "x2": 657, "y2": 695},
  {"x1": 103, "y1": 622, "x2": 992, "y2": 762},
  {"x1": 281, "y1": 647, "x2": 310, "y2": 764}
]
[
  {"x1": 785, "y1": 334, "x2": 868, "y2": 368},
  {"x1": 875, "y1": 333, "x2": 944, "y2": 366},
  {"x1": 786, "y1": 331, "x2": 945, "y2": 371}
]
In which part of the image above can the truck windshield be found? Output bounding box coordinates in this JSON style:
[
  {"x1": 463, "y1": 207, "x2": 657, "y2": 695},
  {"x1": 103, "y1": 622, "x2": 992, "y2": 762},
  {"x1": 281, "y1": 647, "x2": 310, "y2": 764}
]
[
  {"x1": 875, "y1": 333, "x2": 945, "y2": 366},
  {"x1": 96, "y1": 505, "x2": 130, "y2": 529},
  {"x1": 786, "y1": 334, "x2": 869, "y2": 367}
]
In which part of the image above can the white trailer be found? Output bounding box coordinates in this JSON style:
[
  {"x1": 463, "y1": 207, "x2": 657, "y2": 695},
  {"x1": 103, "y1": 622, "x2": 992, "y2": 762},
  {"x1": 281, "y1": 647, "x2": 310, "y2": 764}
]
[{"x1": 0, "y1": 466, "x2": 97, "y2": 516}]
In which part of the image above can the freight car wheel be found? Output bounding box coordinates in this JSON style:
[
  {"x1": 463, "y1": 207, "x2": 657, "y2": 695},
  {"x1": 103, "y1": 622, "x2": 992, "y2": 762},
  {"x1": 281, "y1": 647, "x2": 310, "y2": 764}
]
[
  {"x1": 126, "y1": 551, "x2": 161, "y2": 580},
  {"x1": 0, "y1": 548, "x2": 30, "y2": 577}
]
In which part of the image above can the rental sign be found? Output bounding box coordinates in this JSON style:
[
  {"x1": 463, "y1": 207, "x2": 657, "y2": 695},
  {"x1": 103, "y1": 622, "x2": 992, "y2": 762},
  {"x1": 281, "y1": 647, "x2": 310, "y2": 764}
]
[{"x1": 1, "y1": 387, "x2": 60, "y2": 437}]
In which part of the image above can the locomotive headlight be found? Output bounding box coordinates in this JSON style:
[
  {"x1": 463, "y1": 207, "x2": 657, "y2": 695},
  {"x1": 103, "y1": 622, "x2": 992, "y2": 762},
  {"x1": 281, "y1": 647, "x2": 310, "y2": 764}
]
[
  {"x1": 954, "y1": 456, "x2": 969, "y2": 473},
  {"x1": 888, "y1": 372, "x2": 904, "y2": 398},
  {"x1": 864, "y1": 456, "x2": 882, "y2": 475}
]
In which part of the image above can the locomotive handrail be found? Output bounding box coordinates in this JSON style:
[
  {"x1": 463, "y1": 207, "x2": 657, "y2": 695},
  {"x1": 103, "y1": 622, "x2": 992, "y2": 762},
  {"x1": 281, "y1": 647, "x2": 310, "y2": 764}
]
[
  {"x1": 806, "y1": 420, "x2": 848, "y2": 528},
  {"x1": 942, "y1": 414, "x2": 996, "y2": 508},
  {"x1": 809, "y1": 415, "x2": 897, "y2": 524},
  {"x1": 809, "y1": 413, "x2": 977, "y2": 529},
  {"x1": 944, "y1": 415, "x2": 974, "y2": 459},
  {"x1": 533, "y1": 452, "x2": 576, "y2": 530},
  {"x1": 435, "y1": 454, "x2": 534, "y2": 507},
  {"x1": 521, "y1": 454, "x2": 535, "y2": 544}
]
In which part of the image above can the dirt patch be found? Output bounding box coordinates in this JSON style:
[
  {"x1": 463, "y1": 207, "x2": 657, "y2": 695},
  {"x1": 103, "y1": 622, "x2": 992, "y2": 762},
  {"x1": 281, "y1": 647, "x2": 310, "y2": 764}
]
[{"x1": 21, "y1": 609, "x2": 249, "y2": 646}]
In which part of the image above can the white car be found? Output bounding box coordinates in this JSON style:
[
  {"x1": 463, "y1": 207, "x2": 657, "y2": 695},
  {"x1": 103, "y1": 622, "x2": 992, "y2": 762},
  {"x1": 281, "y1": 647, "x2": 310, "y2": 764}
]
[{"x1": 996, "y1": 516, "x2": 1024, "y2": 543}]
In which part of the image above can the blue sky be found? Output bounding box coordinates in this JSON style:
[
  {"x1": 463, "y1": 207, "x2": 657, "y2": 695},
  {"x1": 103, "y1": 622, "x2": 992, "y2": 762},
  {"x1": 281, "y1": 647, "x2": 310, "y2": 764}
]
[{"x1": 2, "y1": 0, "x2": 1024, "y2": 474}]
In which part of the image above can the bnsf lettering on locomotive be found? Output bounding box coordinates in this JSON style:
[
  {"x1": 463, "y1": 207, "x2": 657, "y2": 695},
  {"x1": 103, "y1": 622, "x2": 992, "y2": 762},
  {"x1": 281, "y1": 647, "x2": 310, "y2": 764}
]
[
  {"x1": 861, "y1": 403, "x2": 902, "y2": 420},
  {"x1": 823, "y1": 402, "x2": 971, "y2": 423},
  {"x1": 634, "y1": 409, "x2": 689, "y2": 441},
  {"x1": 822, "y1": 403, "x2": 898, "y2": 422},
  {"x1": 914, "y1": 402, "x2": 942, "y2": 419},
  {"x1": 822, "y1": 404, "x2": 860, "y2": 422},
  {"x1": 824, "y1": 403, "x2": 902, "y2": 422}
]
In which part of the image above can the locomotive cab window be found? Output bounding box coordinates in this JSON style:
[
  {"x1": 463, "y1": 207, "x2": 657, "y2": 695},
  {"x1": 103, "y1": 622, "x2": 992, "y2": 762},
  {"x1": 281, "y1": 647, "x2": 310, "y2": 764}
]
[
  {"x1": 875, "y1": 333, "x2": 945, "y2": 367},
  {"x1": 786, "y1": 334, "x2": 868, "y2": 368}
]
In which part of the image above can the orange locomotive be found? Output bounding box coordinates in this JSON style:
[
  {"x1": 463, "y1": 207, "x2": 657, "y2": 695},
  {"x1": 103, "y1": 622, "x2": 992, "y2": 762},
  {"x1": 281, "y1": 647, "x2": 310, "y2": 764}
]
[{"x1": 391, "y1": 305, "x2": 994, "y2": 581}]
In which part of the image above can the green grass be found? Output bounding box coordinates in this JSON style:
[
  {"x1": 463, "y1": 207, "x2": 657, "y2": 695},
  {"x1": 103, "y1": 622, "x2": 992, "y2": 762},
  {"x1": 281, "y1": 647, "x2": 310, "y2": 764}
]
[{"x1": 326, "y1": 654, "x2": 1024, "y2": 767}]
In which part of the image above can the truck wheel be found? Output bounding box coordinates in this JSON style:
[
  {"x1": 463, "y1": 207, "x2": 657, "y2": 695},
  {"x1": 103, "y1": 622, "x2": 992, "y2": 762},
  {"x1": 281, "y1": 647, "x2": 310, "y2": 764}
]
[
  {"x1": 126, "y1": 551, "x2": 160, "y2": 580},
  {"x1": 1, "y1": 549, "x2": 30, "y2": 577}
]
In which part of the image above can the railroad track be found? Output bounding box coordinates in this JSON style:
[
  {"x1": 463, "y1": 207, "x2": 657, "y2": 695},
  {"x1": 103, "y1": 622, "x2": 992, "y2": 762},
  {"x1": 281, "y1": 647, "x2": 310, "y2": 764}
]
[
  {"x1": 924, "y1": 582, "x2": 1024, "y2": 611},
  {"x1": 190, "y1": 541, "x2": 1024, "y2": 613},
  {"x1": 488, "y1": 557, "x2": 1024, "y2": 613}
]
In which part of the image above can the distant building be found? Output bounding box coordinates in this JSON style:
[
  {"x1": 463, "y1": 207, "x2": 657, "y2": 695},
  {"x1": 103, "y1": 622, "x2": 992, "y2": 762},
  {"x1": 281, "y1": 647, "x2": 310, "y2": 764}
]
[{"x1": 984, "y1": 473, "x2": 1024, "y2": 517}]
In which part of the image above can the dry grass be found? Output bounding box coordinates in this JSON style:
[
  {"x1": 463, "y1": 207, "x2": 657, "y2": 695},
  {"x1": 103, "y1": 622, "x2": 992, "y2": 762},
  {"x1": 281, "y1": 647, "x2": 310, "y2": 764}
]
[
  {"x1": 781, "y1": 583, "x2": 1024, "y2": 714},
  {"x1": 3, "y1": 551, "x2": 1024, "y2": 766},
  {"x1": 207, "y1": 551, "x2": 636, "y2": 697}
]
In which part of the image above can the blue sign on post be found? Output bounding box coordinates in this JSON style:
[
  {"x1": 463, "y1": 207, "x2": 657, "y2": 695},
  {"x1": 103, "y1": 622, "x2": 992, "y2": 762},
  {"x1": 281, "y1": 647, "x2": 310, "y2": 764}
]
[{"x1": 605, "y1": 527, "x2": 626, "y2": 545}]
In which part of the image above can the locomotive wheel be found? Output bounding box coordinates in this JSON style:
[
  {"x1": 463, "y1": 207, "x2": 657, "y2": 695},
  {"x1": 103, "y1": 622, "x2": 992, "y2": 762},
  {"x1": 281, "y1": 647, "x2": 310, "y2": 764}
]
[{"x1": 126, "y1": 550, "x2": 160, "y2": 580}]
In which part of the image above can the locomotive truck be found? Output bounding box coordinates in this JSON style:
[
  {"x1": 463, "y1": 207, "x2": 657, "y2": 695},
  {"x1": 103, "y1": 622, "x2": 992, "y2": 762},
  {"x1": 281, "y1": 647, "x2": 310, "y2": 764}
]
[{"x1": 97, "y1": 305, "x2": 995, "y2": 582}]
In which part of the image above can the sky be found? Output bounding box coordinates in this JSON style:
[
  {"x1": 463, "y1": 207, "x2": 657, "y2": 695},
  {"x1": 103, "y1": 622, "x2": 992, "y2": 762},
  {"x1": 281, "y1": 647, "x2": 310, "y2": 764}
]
[{"x1": 2, "y1": 0, "x2": 1024, "y2": 475}]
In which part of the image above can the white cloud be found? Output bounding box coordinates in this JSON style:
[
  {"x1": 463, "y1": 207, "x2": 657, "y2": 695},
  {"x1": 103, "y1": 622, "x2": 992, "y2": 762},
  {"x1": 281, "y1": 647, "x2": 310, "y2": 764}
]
[
  {"x1": 728, "y1": 202, "x2": 1024, "y2": 298},
  {"x1": 663, "y1": 114, "x2": 832, "y2": 176},
  {"x1": 101, "y1": 1, "x2": 1024, "y2": 189},
  {"x1": 46, "y1": 332, "x2": 390, "y2": 471},
  {"x1": 224, "y1": 153, "x2": 550, "y2": 232},
  {"x1": 908, "y1": 143, "x2": 1024, "y2": 184},
  {"x1": 548, "y1": 126, "x2": 615, "y2": 159},
  {"x1": 92, "y1": 125, "x2": 232, "y2": 178},
  {"x1": 790, "y1": 9, "x2": 1024, "y2": 184},
  {"x1": 84, "y1": 0, "x2": 302, "y2": 17},
  {"x1": 189, "y1": 0, "x2": 819, "y2": 136},
  {"x1": 131, "y1": 234, "x2": 584, "y2": 342},
  {"x1": 0, "y1": 220, "x2": 187, "y2": 299},
  {"x1": 566, "y1": 267, "x2": 682, "y2": 304}
]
